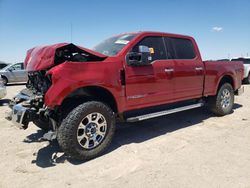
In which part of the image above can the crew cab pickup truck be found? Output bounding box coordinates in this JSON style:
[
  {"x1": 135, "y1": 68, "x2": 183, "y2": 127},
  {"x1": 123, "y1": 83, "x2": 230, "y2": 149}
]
[{"x1": 8, "y1": 31, "x2": 244, "y2": 160}]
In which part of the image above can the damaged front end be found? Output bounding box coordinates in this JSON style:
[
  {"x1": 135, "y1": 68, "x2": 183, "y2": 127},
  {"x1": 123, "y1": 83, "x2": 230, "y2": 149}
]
[
  {"x1": 7, "y1": 43, "x2": 107, "y2": 130},
  {"x1": 7, "y1": 68, "x2": 54, "y2": 130},
  {"x1": 8, "y1": 87, "x2": 50, "y2": 130}
]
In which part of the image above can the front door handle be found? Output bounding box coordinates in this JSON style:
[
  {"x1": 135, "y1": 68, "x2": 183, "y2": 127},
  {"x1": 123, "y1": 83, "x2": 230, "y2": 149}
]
[
  {"x1": 195, "y1": 67, "x2": 203, "y2": 71},
  {"x1": 165, "y1": 68, "x2": 174, "y2": 73}
]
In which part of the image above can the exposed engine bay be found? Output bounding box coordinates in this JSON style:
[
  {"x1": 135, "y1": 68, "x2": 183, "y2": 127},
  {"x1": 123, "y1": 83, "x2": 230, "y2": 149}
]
[
  {"x1": 25, "y1": 43, "x2": 106, "y2": 95},
  {"x1": 54, "y1": 43, "x2": 106, "y2": 65},
  {"x1": 26, "y1": 71, "x2": 51, "y2": 95}
]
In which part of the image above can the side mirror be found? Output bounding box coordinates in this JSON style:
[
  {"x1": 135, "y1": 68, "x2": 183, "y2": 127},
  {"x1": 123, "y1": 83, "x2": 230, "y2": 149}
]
[
  {"x1": 8, "y1": 68, "x2": 13, "y2": 72},
  {"x1": 127, "y1": 45, "x2": 152, "y2": 66}
]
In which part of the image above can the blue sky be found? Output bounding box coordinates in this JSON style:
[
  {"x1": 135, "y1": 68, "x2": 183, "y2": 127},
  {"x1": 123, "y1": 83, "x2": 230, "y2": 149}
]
[{"x1": 0, "y1": 0, "x2": 249, "y2": 63}]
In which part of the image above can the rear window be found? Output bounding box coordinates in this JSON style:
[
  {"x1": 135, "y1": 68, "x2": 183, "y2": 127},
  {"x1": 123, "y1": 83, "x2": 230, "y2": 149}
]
[{"x1": 167, "y1": 38, "x2": 196, "y2": 59}]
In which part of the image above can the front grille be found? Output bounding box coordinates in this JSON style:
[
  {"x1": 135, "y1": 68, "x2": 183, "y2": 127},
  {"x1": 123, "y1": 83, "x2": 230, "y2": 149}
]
[{"x1": 27, "y1": 71, "x2": 51, "y2": 95}]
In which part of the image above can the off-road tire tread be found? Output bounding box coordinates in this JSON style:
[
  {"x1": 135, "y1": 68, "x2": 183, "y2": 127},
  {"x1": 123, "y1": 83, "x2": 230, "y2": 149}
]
[
  {"x1": 57, "y1": 101, "x2": 115, "y2": 160},
  {"x1": 208, "y1": 83, "x2": 234, "y2": 116}
]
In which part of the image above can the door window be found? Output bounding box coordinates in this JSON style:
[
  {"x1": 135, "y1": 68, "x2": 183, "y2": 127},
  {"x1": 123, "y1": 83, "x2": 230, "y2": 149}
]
[
  {"x1": 165, "y1": 37, "x2": 196, "y2": 59},
  {"x1": 131, "y1": 37, "x2": 167, "y2": 62},
  {"x1": 11, "y1": 63, "x2": 23, "y2": 70}
]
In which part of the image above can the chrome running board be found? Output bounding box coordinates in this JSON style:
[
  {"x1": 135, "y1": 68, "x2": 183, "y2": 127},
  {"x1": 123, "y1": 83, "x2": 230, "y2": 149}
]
[{"x1": 126, "y1": 102, "x2": 204, "y2": 122}]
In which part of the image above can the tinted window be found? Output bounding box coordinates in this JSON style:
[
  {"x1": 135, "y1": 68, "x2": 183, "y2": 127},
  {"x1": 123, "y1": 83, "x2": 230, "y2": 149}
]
[
  {"x1": 166, "y1": 37, "x2": 196, "y2": 59},
  {"x1": 164, "y1": 38, "x2": 176, "y2": 59},
  {"x1": 132, "y1": 37, "x2": 167, "y2": 62}
]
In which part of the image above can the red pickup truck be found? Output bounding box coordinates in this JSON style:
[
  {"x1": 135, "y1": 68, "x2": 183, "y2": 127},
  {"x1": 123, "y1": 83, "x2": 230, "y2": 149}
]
[{"x1": 9, "y1": 31, "x2": 244, "y2": 160}]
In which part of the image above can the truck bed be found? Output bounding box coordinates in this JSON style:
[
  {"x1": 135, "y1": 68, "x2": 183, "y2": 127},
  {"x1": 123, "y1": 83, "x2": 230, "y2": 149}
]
[{"x1": 203, "y1": 60, "x2": 243, "y2": 96}]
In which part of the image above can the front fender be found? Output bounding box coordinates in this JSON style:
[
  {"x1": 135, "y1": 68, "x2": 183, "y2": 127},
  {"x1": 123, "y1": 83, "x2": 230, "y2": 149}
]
[
  {"x1": 44, "y1": 79, "x2": 120, "y2": 109},
  {"x1": 44, "y1": 61, "x2": 124, "y2": 111}
]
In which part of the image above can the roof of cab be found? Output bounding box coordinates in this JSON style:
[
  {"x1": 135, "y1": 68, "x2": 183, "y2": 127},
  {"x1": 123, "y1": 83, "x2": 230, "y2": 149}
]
[
  {"x1": 137, "y1": 31, "x2": 192, "y2": 38},
  {"x1": 119, "y1": 31, "x2": 193, "y2": 39}
]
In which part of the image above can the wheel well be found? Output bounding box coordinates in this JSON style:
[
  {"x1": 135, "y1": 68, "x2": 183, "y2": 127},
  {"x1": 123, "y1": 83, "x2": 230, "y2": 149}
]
[
  {"x1": 1, "y1": 75, "x2": 7, "y2": 81},
  {"x1": 218, "y1": 75, "x2": 234, "y2": 91},
  {"x1": 59, "y1": 86, "x2": 118, "y2": 115},
  {"x1": 1, "y1": 75, "x2": 8, "y2": 84}
]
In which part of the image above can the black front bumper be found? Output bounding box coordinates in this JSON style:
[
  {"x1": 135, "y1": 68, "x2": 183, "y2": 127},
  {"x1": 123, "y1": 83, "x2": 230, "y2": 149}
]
[
  {"x1": 11, "y1": 103, "x2": 29, "y2": 129},
  {"x1": 7, "y1": 90, "x2": 36, "y2": 129}
]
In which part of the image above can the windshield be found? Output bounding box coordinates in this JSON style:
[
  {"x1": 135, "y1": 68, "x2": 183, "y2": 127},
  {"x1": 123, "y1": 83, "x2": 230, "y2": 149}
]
[
  {"x1": 231, "y1": 58, "x2": 250, "y2": 64},
  {"x1": 93, "y1": 34, "x2": 136, "y2": 56}
]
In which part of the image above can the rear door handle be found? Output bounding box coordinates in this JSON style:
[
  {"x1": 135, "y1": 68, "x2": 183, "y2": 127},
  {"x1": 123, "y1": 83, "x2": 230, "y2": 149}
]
[
  {"x1": 165, "y1": 68, "x2": 174, "y2": 73},
  {"x1": 195, "y1": 67, "x2": 203, "y2": 71}
]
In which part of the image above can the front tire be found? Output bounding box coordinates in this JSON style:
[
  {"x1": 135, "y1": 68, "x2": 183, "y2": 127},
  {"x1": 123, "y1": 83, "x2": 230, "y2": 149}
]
[
  {"x1": 208, "y1": 83, "x2": 234, "y2": 116},
  {"x1": 57, "y1": 101, "x2": 115, "y2": 160}
]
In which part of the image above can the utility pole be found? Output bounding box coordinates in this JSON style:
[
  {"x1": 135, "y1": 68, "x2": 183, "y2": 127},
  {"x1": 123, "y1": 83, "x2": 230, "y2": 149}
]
[{"x1": 70, "y1": 22, "x2": 73, "y2": 43}]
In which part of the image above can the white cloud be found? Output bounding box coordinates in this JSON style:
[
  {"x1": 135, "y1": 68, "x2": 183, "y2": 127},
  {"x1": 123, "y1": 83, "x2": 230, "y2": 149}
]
[{"x1": 212, "y1": 27, "x2": 223, "y2": 32}]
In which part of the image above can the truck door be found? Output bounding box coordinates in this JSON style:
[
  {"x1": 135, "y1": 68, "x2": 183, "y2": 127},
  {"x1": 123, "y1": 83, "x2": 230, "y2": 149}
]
[
  {"x1": 125, "y1": 36, "x2": 174, "y2": 109},
  {"x1": 164, "y1": 37, "x2": 204, "y2": 100}
]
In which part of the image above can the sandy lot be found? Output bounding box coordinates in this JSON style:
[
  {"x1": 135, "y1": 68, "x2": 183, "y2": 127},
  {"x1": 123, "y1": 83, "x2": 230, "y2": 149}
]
[{"x1": 0, "y1": 85, "x2": 249, "y2": 188}]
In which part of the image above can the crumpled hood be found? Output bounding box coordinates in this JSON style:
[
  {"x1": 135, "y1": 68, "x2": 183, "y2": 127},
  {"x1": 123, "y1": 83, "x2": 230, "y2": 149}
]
[{"x1": 24, "y1": 43, "x2": 107, "y2": 71}]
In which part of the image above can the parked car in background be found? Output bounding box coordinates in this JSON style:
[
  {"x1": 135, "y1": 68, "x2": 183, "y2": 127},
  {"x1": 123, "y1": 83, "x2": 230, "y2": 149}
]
[
  {"x1": 0, "y1": 62, "x2": 28, "y2": 85},
  {"x1": 0, "y1": 76, "x2": 7, "y2": 99},
  {"x1": 231, "y1": 57, "x2": 250, "y2": 84},
  {"x1": 0, "y1": 61, "x2": 8, "y2": 69}
]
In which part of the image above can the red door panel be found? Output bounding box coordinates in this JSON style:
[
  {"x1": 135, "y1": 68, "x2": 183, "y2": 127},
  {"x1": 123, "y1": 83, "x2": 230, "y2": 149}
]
[
  {"x1": 164, "y1": 37, "x2": 204, "y2": 101},
  {"x1": 172, "y1": 58, "x2": 204, "y2": 100},
  {"x1": 125, "y1": 60, "x2": 174, "y2": 110}
]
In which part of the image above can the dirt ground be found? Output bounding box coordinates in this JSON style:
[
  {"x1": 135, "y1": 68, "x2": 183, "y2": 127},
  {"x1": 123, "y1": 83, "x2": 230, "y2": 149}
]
[{"x1": 0, "y1": 84, "x2": 249, "y2": 188}]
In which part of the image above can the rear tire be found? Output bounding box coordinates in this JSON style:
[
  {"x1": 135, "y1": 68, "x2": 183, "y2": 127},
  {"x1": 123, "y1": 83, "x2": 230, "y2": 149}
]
[
  {"x1": 208, "y1": 83, "x2": 234, "y2": 116},
  {"x1": 57, "y1": 101, "x2": 115, "y2": 160}
]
